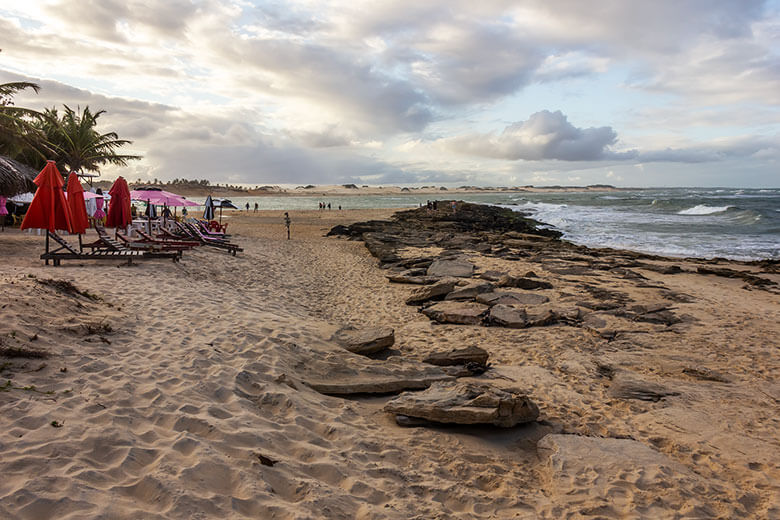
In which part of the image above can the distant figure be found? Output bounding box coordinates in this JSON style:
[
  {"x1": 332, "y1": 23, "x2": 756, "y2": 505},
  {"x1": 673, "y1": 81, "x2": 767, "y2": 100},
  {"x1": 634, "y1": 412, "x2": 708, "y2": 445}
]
[
  {"x1": 451, "y1": 201, "x2": 457, "y2": 213},
  {"x1": 284, "y1": 212, "x2": 291, "y2": 240},
  {"x1": 327, "y1": 203, "x2": 331, "y2": 210},
  {"x1": 182, "y1": 207, "x2": 188, "y2": 218},
  {"x1": 245, "y1": 202, "x2": 250, "y2": 212},
  {"x1": 131, "y1": 204, "x2": 138, "y2": 218},
  {"x1": 254, "y1": 202, "x2": 259, "y2": 213},
  {"x1": 433, "y1": 200, "x2": 438, "y2": 210},
  {"x1": 338, "y1": 205, "x2": 342, "y2": 210},
  {"x1": 162, "y1": 206, "x2": 172, "y2": 219}
]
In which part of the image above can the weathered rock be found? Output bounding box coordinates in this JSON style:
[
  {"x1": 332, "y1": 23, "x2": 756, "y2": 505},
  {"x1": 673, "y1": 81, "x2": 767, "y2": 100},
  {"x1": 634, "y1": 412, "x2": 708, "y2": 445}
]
[
  {"x1": 488, "y1": 305, "x2": 560, "y2": 328},
  {"x1": 422, "y1": 301, "x2": 489, "y2": 325},
  {"x1": 445, "y1": 281, "x2": 494, "y2": 300},
  {"x1": 488, "y1": 304, "x2": 528, "y2": 328},
  {"x1": 427, "y1": 258, "x2": 475, "y2": 278},
  {"x1": 332, "y1": 326, "x2": 395, "y2": 355},
  {"x1": 423, "y1": 345, "x2": 489, "y2": 366},
  {"x1": 235, "y1": 341, "x2": 454, "y2": 396},
  {"x1": 681, "y1": 366, "x2": 733, "y2": 383},
  {"x1": 478, "y1": 270, "x2": 506, "y2": 281},
  {"x1": 386, "y1": 273, "x2": 439, "y2": 285},
  {"x1": 385, "y1": 381, "x2": 539, "y2": 427},
  {"x1": 609, "y1": 371, "x2": 680, "y2": 401},
  {"x1": 406, "y1": 279, "x2": 459, "y2": 305},
  {"x1": 477, "y1": 291, "x2": 549, "y2": 306},
  {"x1": 497, "y1": 275, "x2": 553, "y2": 290}
]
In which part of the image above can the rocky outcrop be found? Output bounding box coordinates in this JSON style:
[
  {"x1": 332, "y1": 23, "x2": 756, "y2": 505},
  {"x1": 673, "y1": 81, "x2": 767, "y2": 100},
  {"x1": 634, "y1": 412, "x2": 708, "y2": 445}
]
[
  {"x1": 385, "y1": 381, "x2": 539, "y2": 427},
  {"x1": 423, "y1": 345, "x2": 489, "y2": 366},
  {"x1": 608, "y1": 370, "x2": 680, "y2": 401},
  {"x1": 332, "y1": 326, "x2": 395, "y2": 355},
  {"x1": 406, "y1": 279, "x2": 459, "y2": 305},
  {"x1": 427, "y1": 258, "x2": 475, "y2": 278},
  {"x1": 445, "y1": 281, "x2": 494, "y2": 300},
  {"x1": 476, "y1": 291, "x2": 549, "y2": 306},
  {"x1": 422, "y1": 301, "x2": 489, "y2": 325}
]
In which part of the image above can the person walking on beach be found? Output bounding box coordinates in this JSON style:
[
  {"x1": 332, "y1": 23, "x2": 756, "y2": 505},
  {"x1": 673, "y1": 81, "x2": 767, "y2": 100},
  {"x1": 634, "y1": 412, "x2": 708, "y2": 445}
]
[
  {"x1": 254, "y1": 202, "x2": 258, "y2": 213},
  {"x1": 284, "y1": 212, "x2": 291, "y2": 240},
  {"x1": 245, "y1": 202, "x2": 250, "y2": 212}
]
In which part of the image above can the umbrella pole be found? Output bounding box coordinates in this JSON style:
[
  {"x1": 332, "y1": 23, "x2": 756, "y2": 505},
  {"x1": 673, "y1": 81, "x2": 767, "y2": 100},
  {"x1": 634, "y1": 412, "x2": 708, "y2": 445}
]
[
  {"x1": 78, "y1": 234, "x2": 83, "y2": 253},
  {"x1": 219, "y1": 206, "x2": 223, "y2": 225},
  {"x1": 45, "y1": 230, "x2": 50, "y2": 265}
]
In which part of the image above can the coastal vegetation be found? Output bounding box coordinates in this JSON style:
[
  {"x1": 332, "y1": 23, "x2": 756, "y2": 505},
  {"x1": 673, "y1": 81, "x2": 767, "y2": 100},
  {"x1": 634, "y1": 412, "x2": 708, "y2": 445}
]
[{"x1": 0, "y1": 81, "x2": 139, "y2": 179}]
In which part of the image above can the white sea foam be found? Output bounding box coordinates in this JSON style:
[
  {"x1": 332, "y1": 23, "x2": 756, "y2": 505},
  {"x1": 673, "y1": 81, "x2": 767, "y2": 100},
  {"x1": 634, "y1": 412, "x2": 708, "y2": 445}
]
[{"x1": 678, "y1": 204, "x2": 732, "y2": 215}]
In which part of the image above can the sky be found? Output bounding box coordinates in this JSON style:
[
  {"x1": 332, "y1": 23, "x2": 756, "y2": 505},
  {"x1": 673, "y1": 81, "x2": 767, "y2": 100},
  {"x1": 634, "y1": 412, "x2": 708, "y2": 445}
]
[{"x1": 0, "y1": 0, "x2": 778, "y2": 187}]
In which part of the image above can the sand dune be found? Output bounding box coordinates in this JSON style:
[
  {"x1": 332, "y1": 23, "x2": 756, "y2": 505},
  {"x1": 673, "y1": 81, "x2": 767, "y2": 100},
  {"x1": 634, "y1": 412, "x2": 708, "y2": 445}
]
[{"x1": 1, "y1": 209, "x2": 778, "y2": 519}]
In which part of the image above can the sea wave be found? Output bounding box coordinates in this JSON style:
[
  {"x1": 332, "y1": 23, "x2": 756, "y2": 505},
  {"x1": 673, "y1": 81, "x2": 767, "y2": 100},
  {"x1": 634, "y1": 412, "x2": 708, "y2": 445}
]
[{"x1": 678, "y1": 204, "x2": 733, "y2": 215}]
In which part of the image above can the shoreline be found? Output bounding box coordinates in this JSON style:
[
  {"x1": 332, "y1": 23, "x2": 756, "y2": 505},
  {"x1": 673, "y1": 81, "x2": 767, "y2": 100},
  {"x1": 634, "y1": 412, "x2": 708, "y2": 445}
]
[{"x1": 1, "y1": 207, "x2": 778, "y2": 518}]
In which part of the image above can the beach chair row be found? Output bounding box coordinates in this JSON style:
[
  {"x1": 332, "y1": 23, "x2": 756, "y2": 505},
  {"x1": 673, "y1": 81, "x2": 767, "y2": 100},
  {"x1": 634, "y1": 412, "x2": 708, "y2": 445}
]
[{"x1": 40, "y1": 221, "x2": 241, "y2": 266}]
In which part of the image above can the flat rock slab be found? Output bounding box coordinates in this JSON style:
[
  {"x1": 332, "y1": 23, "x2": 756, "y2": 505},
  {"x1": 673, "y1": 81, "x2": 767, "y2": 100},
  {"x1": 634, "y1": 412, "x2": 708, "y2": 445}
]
[
  {"x1": 427, "y1": 258, "x2": 475, "y2": 278},
  {"x1": 537, "y1": 434, "x2": 716, "y2": 515},
  {"x1": 385, "y1": 381, "x2": 539, "y2": 427},
  {"x1": 422, "y1": 301, "x2": 489, "y2": 325},
  {"x1": 445, "y1": 281, "x2": 494, "y2": 300},
  {"x1": 332, "y1": 326, "x2": 395, "y2": 355},
  {"x1": 488, "y1": 305, "x2": 559, "y2": 328},
  {"x1": 497, "y1": 275, "x2": 553, "y2": 290},
  {"x1": 609, "y1": 370, "x2": 680, "y2": 401},
  {"x1": 236, "y1": 341, "x2": 454, "y2": 396},
  {"x1": 477, "y1": 291, "x2": 549, "y2": 306},
  {"x1": 406, "y1": 279, "x2": 458, "y2": 305},
  {"x1": 423, "y1": 345, "x2": 489, "y2": 366}
]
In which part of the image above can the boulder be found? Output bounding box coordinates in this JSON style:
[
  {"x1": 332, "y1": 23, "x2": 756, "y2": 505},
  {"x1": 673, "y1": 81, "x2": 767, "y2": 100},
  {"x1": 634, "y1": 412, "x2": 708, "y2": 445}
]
[
  {"x1": 385, "y1": 381, "x2": 539, "y2": 427},
  {"x1": 426, "y1": 258, "x2": 475, "y2": 278},
  {"x1": 445, "y1": 281, "x2": 494, "y2": 300},
  {"x1": 423, "y1": 345, "x2": 489, "y2": 366},
  {"x1": 497, "y1": 275, "x2": 553, "y2": 290},
  {"x1": 406, "y1": 279, "x2": 459, "y2": 305},
  {"x1": 332, "y1": 326, "x2": 395, "y2": 355},
  {"x1": 422, "y1": 301, "x2": 489, "y2": 325},
  {"x1": 386, "y1": 273, "x2": 439, "y2": 285},
  {"x1": 477, "y1": 291, "x2": 549, "y2": 306}
]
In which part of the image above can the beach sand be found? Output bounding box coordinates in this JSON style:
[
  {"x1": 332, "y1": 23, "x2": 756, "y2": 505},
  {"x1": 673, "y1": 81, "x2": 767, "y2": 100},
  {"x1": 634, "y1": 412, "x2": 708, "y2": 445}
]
[{"x1": 0, "y1": 208, "x2": 778, "y2": 519}]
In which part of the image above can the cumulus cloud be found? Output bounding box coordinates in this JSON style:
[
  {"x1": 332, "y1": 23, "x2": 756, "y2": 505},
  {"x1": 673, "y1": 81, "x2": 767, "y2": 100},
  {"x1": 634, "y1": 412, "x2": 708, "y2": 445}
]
[{"x1": 443, "y1": 111, "x2": 635, "y2": 161}]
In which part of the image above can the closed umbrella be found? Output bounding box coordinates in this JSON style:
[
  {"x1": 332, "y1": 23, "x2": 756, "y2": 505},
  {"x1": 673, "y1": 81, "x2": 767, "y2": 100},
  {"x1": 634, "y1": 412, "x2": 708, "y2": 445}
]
[
  {"x1": 66, "y1": 172, "x2": 89, "y2": 250},
  {"x1": 203, "y1": 195, "x2": 215, "y2": 221},
  {"x1": 20, "y1": 161, "x2": 74, "y2": 259},
  {"x1": 66, "y1": 173, "x2": 89, "y2": 234},
  {"x1": 106, "y1": 176, "x2": 132, "y2": 233},
  {"x1": 21, "y1": 161, "x2": 73, "y2": 233}
]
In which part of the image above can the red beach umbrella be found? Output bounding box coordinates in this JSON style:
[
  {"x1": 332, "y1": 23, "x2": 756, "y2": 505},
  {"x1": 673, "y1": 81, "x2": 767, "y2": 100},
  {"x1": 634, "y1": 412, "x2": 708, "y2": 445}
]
[
  {"x1": 20, "y1": 161, "x2": 74, "y2": 233},
  {"x1": 66, "y1": 172, "x2": 89, "y2": 234},
  {"x1": 105, "y1": 176, "x2": 132, "y2": 229}
]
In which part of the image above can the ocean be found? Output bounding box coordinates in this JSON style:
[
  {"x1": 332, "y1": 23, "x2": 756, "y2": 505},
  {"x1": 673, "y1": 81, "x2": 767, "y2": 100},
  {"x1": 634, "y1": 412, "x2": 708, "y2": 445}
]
[{"x1": 216, "y1": 188, "x2": 779, "y2": 261}]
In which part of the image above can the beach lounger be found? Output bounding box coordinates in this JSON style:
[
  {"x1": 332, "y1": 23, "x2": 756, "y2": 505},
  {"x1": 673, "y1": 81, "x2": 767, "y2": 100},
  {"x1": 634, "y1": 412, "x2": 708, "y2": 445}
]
[
  {"x1": 189, "y1": 218, "x2": 231, "y2": 238},
  {"x1": 88, "y1": 225, "x2": 180, "y2": 262},
  {"x1": 135, "y1": 229, "x2": 200, "y2": 249},
  {"x1": 116, "y1": 232, "x2": 190, "y2": 258},
  {"x1": 41, "y1": 231, "x2": 143, "y2": 266},
  {"x1": 174, "y1": 221, "x2": 242, "y2": 256}
]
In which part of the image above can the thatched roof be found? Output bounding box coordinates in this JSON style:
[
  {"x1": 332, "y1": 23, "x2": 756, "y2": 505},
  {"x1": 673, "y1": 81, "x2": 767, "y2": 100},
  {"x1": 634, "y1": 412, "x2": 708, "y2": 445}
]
[{"x1": 0, "y1": 156, "x2": 37, "y2": 197}]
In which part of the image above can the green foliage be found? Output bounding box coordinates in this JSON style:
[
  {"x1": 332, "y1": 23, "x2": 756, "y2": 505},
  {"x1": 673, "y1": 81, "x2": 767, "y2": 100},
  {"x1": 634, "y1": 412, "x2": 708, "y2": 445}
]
[
  {"x1": 40, "y1": 105, "x2": 142, "y2": 174},
  {"x1": 0, "y1": 82, "x2": 141, "y2": 175}
]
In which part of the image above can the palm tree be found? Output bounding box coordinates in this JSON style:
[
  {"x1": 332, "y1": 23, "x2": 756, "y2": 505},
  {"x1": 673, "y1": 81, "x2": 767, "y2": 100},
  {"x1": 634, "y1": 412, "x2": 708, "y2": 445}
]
[
  {"x1": 0, "y1": 81, "x2": 49, "y2": 163},
  {"x1": 43, "y1": 105, "x2": 141, "y2": 174}
]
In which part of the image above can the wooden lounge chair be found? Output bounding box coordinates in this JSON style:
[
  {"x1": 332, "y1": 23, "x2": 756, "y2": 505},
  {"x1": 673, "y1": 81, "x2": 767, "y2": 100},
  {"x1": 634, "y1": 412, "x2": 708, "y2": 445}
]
[
  {"x1": 41, "y1": 231, "x2": 144, "y2": 266},
  {"x1": 116, "y1": 232, "x2": 190, "y2": 258},
  {"x1": 87, "y1": 225, "x2": 180, "y2": 262},
  {"x1": 135, "y1": 229, "x2": 200, "y2": 249},
  {"x1": 174, "y1": 221, "x2": 242, "y2": 256}
]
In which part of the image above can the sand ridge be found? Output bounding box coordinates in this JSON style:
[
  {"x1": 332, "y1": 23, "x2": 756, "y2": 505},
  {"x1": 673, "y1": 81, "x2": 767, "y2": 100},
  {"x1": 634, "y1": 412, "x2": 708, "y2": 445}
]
[{"x1": 0, "y1": 209, "x2": 778, "y2": 519}]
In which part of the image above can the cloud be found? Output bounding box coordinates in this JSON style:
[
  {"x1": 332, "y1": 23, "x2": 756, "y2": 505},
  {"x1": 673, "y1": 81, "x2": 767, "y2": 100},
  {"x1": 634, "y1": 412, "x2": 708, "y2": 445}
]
[{"x1": 442, "y1": 110, "x2": 635, "y2": 161}]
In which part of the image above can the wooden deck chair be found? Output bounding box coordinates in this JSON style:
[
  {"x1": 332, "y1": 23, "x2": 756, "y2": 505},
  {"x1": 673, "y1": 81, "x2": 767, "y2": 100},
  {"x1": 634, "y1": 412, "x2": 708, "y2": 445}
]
[{"x1": 41, "y1": 230, "x2": 144, "y2": 266}]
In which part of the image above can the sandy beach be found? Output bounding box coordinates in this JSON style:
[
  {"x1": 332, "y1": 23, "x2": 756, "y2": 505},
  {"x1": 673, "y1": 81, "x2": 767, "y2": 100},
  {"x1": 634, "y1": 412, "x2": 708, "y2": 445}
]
[{"x1": 1, "y1": 207, "x2": 778, "y2": 519}]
